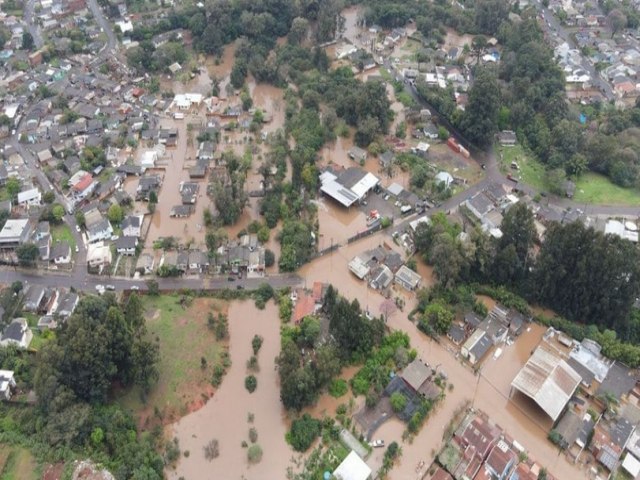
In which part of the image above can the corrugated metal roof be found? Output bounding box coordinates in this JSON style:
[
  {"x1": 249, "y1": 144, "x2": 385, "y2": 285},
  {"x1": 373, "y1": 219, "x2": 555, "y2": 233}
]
[{"x1": 511, "y1": 346, "x2": 581, "y2": 421}]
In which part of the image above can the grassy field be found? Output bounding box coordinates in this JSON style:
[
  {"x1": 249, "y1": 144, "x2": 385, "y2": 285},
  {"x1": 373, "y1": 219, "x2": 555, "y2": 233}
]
[
  {"x1": 497, "y1": 145, "x2": 640, "y2": 205},
  {"x1": 118, "y1": 295, "x2": 227, "y2": 426},
  {"x1": 0, "y1": 446, "x2": 40, "y2": 480},
  {"x1": 497, "y1": 144, "x2": 547, "y2": 191},
  {"x1": 573, "y1": 172, "x2": 640, "y2": 206},
  {"x1": 51, "y1": 225, "x2": 76, "y2": 250}
]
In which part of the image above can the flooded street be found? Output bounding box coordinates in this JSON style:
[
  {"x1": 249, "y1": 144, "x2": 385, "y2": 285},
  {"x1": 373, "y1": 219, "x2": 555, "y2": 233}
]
[
  {"x1": 167, "y1": 301, "x2": 290, "y2": 480},
  {"x1": 299, "y1": 238, "x2": 587, "y2": 479}
]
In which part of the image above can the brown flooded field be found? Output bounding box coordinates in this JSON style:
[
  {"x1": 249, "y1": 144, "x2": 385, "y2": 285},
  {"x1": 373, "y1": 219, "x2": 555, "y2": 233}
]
[{"x1": 167, "y1": 301, "x2": 291, "y2": 480}]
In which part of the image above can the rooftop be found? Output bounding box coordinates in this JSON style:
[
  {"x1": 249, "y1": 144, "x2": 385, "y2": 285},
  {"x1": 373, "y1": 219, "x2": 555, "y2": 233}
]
[
  {"x1": 510, "y1": 346, "x2": 582, "y2": 421},
  {"x1": 333, "y1": 450, "x2": 371, "y2": 480}
]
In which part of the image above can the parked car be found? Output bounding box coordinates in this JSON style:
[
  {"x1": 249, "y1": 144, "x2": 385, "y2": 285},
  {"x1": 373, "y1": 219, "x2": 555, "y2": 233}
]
[
  {"x1": 369, "y1": 440, "x2": 384, "y2": 448},
  {"x1": 106, "y1": 285, "x2": 115, "y2": 291},
  {"x1": 227, "y1": 276, "x2": 235, "y2": 282},
  {"x1": 130, "y1": 286, "x2": 140, "y2": 291},
  {"x1": 75, "y1": 245, "x2": 79, "y2": 253},
  {"x1": 236, "y1": 285, "x2": 244, "y2": 290}
]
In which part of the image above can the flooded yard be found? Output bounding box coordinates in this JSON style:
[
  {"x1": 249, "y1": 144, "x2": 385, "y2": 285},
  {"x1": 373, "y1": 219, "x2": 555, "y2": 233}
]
[{"x1": 167, "y1": 301, "x2": 291, "y2": 480}]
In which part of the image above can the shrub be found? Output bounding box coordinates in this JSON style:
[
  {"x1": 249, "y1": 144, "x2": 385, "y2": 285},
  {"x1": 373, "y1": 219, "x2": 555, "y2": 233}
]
[
  {"x1": 249, "y1": 427, "x2": 258, "y2": 443},
  {"x1": 245, "y1": 375, "x2": 257, "y2": 393},
  {"x1": 247, "y1": 444, "x2": 263, "y2": 463},
  {"x1": 390, "y1": 392, "x2": 407, "y2": 413},
  {"x1": 246, "y1": 356, "x2": 260, "y2": 372},
  {"x1": 252, "y1": 335, "x2": 263, "y2": 355},
  {"x1": 288, "y1": 414, "x2": 321, "y2": 452},
  {"x1": 203, "y1": 439, "x2": 219, "y2": 460},
  {"x1": 328, "y1": 379, "x2": 348, "y2": 398}
]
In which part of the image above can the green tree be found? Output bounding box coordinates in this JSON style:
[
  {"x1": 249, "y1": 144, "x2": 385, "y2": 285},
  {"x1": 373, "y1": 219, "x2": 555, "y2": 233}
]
[
  {"x1": 288, "y1": 17, "x2": 309, "y2": 45},
  {"x1": 299, "y1": 316, "x2": 321, "y2": 347},
  {"x1": 460, "y1": 67, "x2": 501, "y2": 146},
  {"x1": 421, "y1": 301, "x2": 454, "y2": 334},
  {"x1": 52, "y1": 204, "x2": 65, "y2": 223},
  {"x1": 108, "y1": 204, "x2": 124, "y2": 224},
  {"x1": 498, "y1": 202, "x2": 536, "y2": 280},
  {"x1": 6, "y1": 177, "x2": 21, "y2": 199},
  {"x1": 245, "y1": 375, "x2": 257, "y2": 393},
  {"x1": 607, "y1": 9, "x2": 627, "y2": 38},
  {"x1": 390, "y1": 392, "x2": 407, "y2": 413},
  {"x1": 16, "y1": 243, "x2": 39, "y2": 266},
  {"x1": 288, "y1": 414, "x2": 321, "y2": 451},
  {"x1": 264, "y1": 249, "x2": 275, "y2": 267},
  {"x1": 22, "y1": 32, "x2": 34, "y2": 50},
  {"x1": 75, "y1": 211, "x2": 86, "y2": 227}
]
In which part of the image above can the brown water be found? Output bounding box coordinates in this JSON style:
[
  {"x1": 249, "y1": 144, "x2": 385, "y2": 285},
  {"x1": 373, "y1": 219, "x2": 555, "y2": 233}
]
[
  {"x1": 167, "y1": 301, "x2": 291, "y2": 480},
  {"x1": 299, "y1": 235, "x2": 587, "y2": 479}
]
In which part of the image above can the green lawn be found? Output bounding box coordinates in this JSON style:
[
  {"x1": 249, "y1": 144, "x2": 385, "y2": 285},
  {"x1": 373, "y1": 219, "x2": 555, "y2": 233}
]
[
  {"x1": 51, "y1": 225, "x2": 76, "y2": 250},
  {"x1": 497, "y1": 145, "x2": 640, "y2": 206},
  {"x1": 573, "y1": 172, "x2": 640, "y2": 206},
  {"x1": 117, "y1": 295, "x2": 226, "y2": 423},
  {"x1": 497, "y1": 144, "x2": 547, "y2": 191},
  {"x1": 0, "y1": 446, "x2": 40, "y2": 480}
]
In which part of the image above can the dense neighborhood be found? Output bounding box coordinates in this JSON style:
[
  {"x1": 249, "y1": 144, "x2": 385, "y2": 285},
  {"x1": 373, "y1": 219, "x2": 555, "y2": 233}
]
[{"x1": 3, "y1": 0, "x2": 640, "y2": 479}]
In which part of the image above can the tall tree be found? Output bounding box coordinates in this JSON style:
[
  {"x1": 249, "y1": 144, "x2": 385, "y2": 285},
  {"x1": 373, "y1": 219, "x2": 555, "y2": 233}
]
[
  {"x1": 607, "y1": 9, "x2": 627, "y2": 38},
  {"x1": 460, "y1": 67, "x2": 501, "y2": 147}
]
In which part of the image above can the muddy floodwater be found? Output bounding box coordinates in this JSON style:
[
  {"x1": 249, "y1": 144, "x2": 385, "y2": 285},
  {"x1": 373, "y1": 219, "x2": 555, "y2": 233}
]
[
  {"x1": 167, "y1": 301, "x2": 291, "y2": 480},
  {"x1": 299, "y1": 238, "x2": 587, "y2": 479}
]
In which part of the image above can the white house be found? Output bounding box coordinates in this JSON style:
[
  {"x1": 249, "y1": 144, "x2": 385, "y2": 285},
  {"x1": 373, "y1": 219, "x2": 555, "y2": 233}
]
[
  {"x1": 115, "y1": 236, "x2": 138, "y2": 256},
  {"x1": 51, "y1": 241, "x2": 71, "y2": 264},
  {"x1": 17, "y1": 188, "x2": 41, "y2": 207},
  {"x1": 333, "y1": 451, "x2": 371, "y2": 480},
  {"x1": 0, "y1": 370, "x2": 16, "y2": 401},
  {"x1": 0, "y1": 318, "x2": 33, "y2": 349},
  {"x1": 172, "y1": 93, "x2": 203, "y2": 110},
  {"x1": 87, "y1": 242, "x2": 112, "y2": 268},
  {"x1": 140, "y1": 150, "x2": 158, "y2": 170},
  {"x1": 122, "y1": 215, "x2": 143, "y2": 238}
]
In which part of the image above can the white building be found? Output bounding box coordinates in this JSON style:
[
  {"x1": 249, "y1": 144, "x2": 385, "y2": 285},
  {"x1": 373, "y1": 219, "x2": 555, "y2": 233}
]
[
  {"x1": 333, "y1": 451, "x2": 371, "y2": 480},
  {"x1": 17, "y1": 188, "x2": 41, "y2": 207},
  {"x1": 0, "y1": 370, "x2": 16, "y2": 401}
]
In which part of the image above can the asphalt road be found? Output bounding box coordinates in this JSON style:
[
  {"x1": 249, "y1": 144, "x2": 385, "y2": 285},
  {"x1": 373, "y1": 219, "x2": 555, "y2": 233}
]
[
  {"x1": 86, "y1": 0, "x2": 118, "y2": 57},
  {"x1": 22, "y1": 0, "x2": 44, "y2": 49},
  {"x1": 535, "y1": 2, "x2": 614, "y2": 101},
  {"x1": 0, "y1": 268, "x2": 302, "y2": 292},
  {"x1": 388, "y1": 63, "x2": 640, "y2": 233}
]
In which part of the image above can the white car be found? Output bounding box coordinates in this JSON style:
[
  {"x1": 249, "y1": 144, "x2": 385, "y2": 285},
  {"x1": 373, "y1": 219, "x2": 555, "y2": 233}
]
[
  {"x1": 75, "y1": 245, "x2": 79, "y2": 253},
  {"x1": 106, "y1": 285, "x2": 116, "y2": 291},
  {"x1": 369, "y1": 439, "x2": 384, "y2": 448},
  {"x1": 130, "y1": 286, "x2": 140, "y2": 291},
  {"x1": 75, "y1": 225, "x2": 81, "y2": 232}
]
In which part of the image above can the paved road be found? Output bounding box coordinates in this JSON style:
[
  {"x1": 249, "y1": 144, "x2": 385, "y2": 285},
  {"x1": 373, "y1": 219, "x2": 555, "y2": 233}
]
[
  {"x1": 386, "y1": 62, "x2": 640, "y2": 235},
  {"x1": 22, "y1": 0, "x2": 44, "y2": 49},
  {"x1": 86, "y1": 0, "x2": 117, "y2": 57},
  {"x1": 0, "y1": 268, "x2": 302, "y2": 292},
  {"x1": 535, "y1": 2, "x2": 614, "y2": 101}
]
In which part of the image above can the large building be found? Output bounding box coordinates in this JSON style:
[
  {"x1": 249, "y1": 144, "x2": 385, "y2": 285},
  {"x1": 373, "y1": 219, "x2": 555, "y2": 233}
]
[
  {"x1": 510, "y1": 346, "x2": 582, "y2": 422},
  {"x1": 0, "y1": 219, "x2": 32, "y2": 249},
  {"x1": 320, "y1": 167, "x2": 379, "y2": 208}
]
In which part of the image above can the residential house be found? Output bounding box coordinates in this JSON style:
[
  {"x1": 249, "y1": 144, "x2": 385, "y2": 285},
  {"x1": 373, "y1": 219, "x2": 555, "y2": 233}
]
[
  {"x1": 69, "y1": 171, "x2": 96, "y2": 202},
  {"x1": 188, "y1": 250, "x2": 209, "y2": 273},
  {"x1": 497, "y1": 130, "x2": 517, "y2": 146},
  {"x1": 394, "y1": 265, "x2": 422, "y2": 291},
  {"x1": 87, "y1": 241, "x2": 112, "y2": 268},
  {"x1": 51, "y1": 241, "x2": 71, "y2": 264},
  {"x1": 135, "y1": 253, "x2": 155, "y2": 275},
  {"x1": 38, "y1": 235, "x2": 50, "y2": 261},
  {"x1": 122, "y1": 215, "x2": 143, "y2": 238},
  {"x1": 454, "y1": 415, "x2": 501, "y2": 462},
  {"x1": 348, "y1": 146, "x2": 368, "y2": 164},
  {"x1": 180, "y1": 182, "x2": 199, "y2": 204},
  {"x1": 369, "y1": 264, "x2": 393, "y2": 290},
  {"x1": 447, "y1": 324, "x2": 466, "y2": 345},
  {"x1": 0, "y1": 370, "x2": 16, "y2": 401},
  {"x1": 379, "y1": 151, "x2": 395, "y2": 169},
  {"x1": 17, "y1": 187, "x2": 41, "y2": 207},
  {"x1": 461, "y1": 329, "x2": 492, "y2": 365},
  {"x1": 0, "y1": 219, "x2": 33, "y2": 249},
  {"x1": 115, "y1": 236, "x2": 138, "y2": 256},
  {"x1": 292, "y1": 290, "x2": 316, "y2": 324},
  {"x1": 86, "y1": 216, "x2": 113, "y2": 243},
  {"x1": 55, "y1": 292, "x2": 79, "y2": 318},
  {"x1": 37, "y1": 316, "x2": 57, "y2": 330},
  {"x1": 482, "y1": 441, "x2": 517, "y2": 480},
  {"x1": 552, "y1": 410, "x2": 595, "y2": 451},
  {"x1": 23, "y1": 284, "x2": 45, "y2": 312},
  {"x1": 136, "y1": 174, "x2": 162, "y2": 201},
  {"x1": 0, "y1": 318, "x2": 33, "y2": 348},
  {"x1": 33, "y1": 221, "x2": 50, "y2": 241}
]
